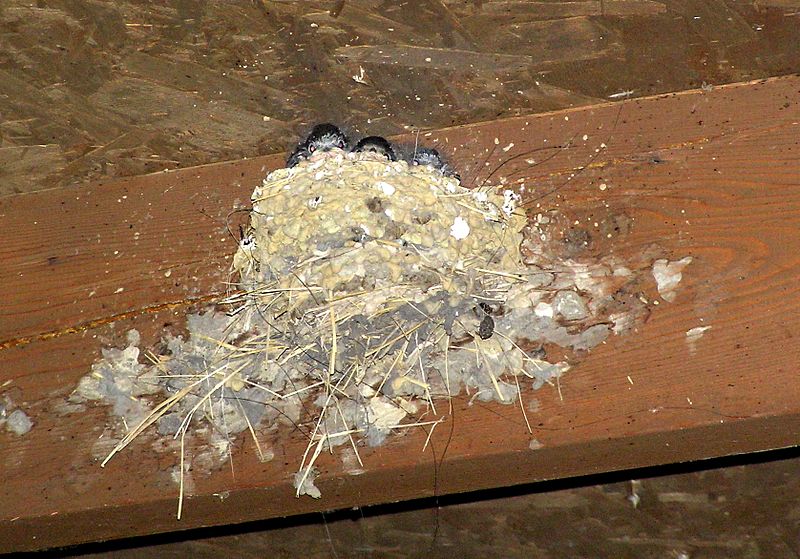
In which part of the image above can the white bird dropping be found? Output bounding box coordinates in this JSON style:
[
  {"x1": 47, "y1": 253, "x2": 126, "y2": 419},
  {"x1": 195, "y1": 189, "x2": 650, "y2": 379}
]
[{"x1": 450, "y1": 216, "x2": 470, "y2": 240}]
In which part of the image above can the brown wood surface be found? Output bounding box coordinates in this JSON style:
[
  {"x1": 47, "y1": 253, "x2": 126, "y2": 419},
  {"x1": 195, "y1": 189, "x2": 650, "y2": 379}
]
[
  {"x1": 2, "y1": 0, "x2": 800, "y2": 197},
  {"x1": 58, "y1": 453, "x2": 800, "y2": 559},
  {"x1": 1, "y1": 76, "x2": 799, "y2": 553}
]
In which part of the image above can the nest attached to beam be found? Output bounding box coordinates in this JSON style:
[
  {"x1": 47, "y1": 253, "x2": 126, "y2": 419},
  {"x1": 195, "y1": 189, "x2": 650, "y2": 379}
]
[{"x1": 76, "y1": 146, "x2": 670, "y2": 513}]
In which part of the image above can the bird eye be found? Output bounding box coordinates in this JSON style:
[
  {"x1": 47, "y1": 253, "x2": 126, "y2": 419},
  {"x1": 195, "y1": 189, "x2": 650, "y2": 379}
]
[{"x1": 309, "y1": 145, "x2": 316, "y2": 152}]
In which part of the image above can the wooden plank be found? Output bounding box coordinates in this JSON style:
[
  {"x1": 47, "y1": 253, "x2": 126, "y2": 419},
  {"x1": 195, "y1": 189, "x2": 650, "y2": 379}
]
[
  {"x1": 49, "y1": 454, "x2": 800, "y2": 558},
  {"x1": 2, "y1": 77, "x2": 793, "y2": 343},
  {"x1": 0, "y1": 155, "x2": 272, "y2": 343},
  {"x1": 1, "y1": 76, "x2": 799, "y2": 552},
  {"x1": 4, "y1": 1, "x2": 800, "y2": 194}
]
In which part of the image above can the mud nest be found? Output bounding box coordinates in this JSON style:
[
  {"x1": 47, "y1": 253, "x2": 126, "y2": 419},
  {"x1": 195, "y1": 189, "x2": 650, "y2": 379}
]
[{"x1": 76, "y1": 143, "x2": 679, "y2": 510}]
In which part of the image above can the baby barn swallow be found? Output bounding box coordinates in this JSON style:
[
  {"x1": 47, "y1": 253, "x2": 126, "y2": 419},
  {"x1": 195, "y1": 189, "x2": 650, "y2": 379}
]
[
  {"x1": 352, "y1": 136, "x2": 397, "y2": 161},
  {"x1": 287, "y1": 123, "x2": 348, "y2": 168}
]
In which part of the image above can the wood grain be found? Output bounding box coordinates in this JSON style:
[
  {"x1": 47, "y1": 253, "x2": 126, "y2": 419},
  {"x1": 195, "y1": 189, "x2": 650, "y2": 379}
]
[
  {"x1": 2, "y1": 0, "x2": 799, "y2": 195},
  {"x1": 1, "y1": 76, "x2": 799, "y2": 552}
]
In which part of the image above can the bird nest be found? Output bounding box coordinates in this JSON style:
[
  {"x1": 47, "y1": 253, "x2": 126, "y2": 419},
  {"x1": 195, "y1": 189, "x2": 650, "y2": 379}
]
[{"x1": 73, "y1": 137, "x2": 684, "y2": 515}]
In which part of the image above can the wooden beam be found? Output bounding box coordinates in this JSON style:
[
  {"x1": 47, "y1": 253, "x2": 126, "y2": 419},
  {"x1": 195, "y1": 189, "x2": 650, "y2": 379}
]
[{"x1": 1, "y1": 76, "x2": 799, "y2": 553}]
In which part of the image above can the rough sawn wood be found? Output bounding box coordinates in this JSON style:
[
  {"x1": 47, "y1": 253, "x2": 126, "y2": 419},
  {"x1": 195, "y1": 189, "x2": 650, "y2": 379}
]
[{"x1": 0, "y1": 76, "x2": 799, "y2": 552}]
